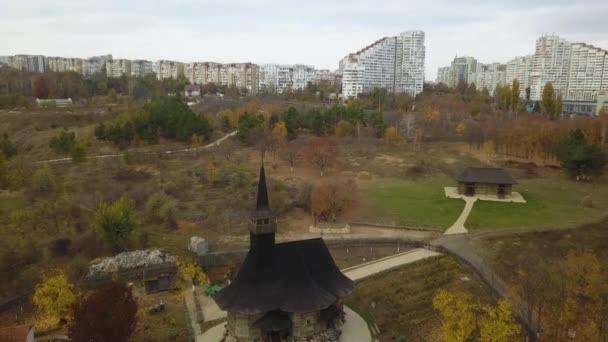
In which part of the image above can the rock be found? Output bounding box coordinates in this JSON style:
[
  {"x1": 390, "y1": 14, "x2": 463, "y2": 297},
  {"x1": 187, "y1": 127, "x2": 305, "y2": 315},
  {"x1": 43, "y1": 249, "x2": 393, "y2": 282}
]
[
  {"x1": 87, "y1": 249, "x2": 176, "y2": 279},
  {"x1": 189, "y1": 237, "x2": 209, "y2": 256}
]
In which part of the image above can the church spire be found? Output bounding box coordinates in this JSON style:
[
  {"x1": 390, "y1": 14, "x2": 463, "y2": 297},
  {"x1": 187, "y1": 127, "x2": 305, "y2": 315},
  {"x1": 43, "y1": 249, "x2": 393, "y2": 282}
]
[{"x1": 255, "y1": 164, "x2": 270, "y2": 210}]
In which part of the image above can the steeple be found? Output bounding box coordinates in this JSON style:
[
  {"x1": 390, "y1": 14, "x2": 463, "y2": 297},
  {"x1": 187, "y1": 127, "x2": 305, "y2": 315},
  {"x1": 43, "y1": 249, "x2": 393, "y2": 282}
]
[
  {"x1": 249, "y1": 165, "x2": 277, "y2": 260},
  {"x1": 255, "y1": 164, "x2": 270, "y2": 211}
]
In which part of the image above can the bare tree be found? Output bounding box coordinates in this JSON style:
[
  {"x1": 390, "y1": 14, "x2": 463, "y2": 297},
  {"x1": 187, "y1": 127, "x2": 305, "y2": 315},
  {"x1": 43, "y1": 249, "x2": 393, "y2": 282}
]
[{"x1": 303, "y1": 137, "x2": 338, "y2": 177}]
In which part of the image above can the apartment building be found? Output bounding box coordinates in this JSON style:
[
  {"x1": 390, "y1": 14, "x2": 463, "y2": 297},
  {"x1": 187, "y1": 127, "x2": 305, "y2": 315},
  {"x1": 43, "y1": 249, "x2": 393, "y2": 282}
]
[
  {"x1": 106, "y1": 59, "x2": 132, "y2": 78},
  {"x1": 471, "y1": 63, "x2": 507, "y2": 95},
  {"x1": 257, "y1": 64, "x2": 315, "y2": 93},
  {"x1": 155, "y1": 60, "x2": 185, "y2": 80},
  {"x1": 131, "y1": 60, "x2": 155, "y2": 78},
  {"x1": 341, "y1": 30, "x2": 426, "y2": 98},
  {"x1": 313, "y1": 69, "x2": 340, "y2": 86},
  {"x1": 184, "y1": 62, "x2": 259, "y2": 92},
  {"x1": 82, "y1": 55, "x2": 112, "y2": 77},
  {"x1": 564, "y1": 43, "x2": 608, "y2": 102},
  {"x1": 47, "y1": 57, "x2": 84, "y2": 73},
  {"x1": 528, "y1": 35, "x2": 572, "y2": 101},
  {"x1": 4, "y1": 55, "x2": 46, "y2": 72},
  {"x1": 505, "y1": 55, "x2": 533, "y2": 98},
  {"x1": 436, "y1": 66, "x2": 451, "y2": 85}
]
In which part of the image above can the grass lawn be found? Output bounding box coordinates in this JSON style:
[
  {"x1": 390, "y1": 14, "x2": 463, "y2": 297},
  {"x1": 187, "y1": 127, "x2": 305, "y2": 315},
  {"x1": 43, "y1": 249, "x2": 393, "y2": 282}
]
[
  {"x1": 358, "y1": 177, "x2": 465, "y2": 230},
  {"x1": 466, "y1": 176, "x2": 608, "y2": 232},
  {"x1": 346, "y1": 255, "x2": 494, "y2": 342}
]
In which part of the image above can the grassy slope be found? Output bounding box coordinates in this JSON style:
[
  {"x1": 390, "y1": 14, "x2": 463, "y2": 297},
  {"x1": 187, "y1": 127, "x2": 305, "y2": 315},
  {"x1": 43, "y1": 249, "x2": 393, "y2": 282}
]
[
  {"x1": 346, "y1": 255, "x2": 494, "y2": 342},
  {"x1": 466, "y1": 175, "x2": 608, "y2": 232},
  {"x1": 358, "y1": 177, "x2": 465, "y2": 230}
]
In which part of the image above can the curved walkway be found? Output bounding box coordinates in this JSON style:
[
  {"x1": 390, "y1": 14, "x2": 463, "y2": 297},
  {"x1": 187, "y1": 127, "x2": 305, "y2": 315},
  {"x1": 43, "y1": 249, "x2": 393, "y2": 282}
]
[
  {"x1": 343, "y1": 248, "x2": 441, "y2": 282},
  {"x1": 34, "y1": 131, "x2": 237, "y2": 164},
  {"x1": 443, "y1": 197, "x2": 476, "y2": 235}
]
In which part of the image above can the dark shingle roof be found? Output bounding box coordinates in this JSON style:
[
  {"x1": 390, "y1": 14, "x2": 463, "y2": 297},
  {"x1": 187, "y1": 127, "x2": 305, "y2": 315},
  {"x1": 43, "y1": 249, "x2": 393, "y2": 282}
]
[
  {"x1": 456, "y1": 167, "x2": 516, "y2": 185},
  {"x1": 213, "y1": 238, "x2": 355, "y2": 315}
]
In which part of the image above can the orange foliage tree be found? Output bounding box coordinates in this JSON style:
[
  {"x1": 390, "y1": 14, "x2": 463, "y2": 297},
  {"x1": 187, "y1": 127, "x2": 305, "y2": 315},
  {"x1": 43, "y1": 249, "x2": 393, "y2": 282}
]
[{"x1": 311, "y1": 178, "x2": 360, "y2": 223}]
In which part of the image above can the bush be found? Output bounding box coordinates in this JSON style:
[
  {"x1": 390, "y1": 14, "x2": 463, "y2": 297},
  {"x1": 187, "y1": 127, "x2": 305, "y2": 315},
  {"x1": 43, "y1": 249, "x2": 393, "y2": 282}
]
[
  {"x1": 144, "y1": 192, "x2": 177, "y2": 225},
  {"x1": 49, "y1": 129, "x2": 77, "y2": 154},
  {"x1": 50, "y1": 238, "x2": 72, "y2": 257},
  {"x1": 70, "y1": 144, "x2": 87, "y2": 162},
  {"x1": 95, "y1": 197, "x2": 138, "y2": 251},
  {"x1": 0, "y1": 133, "x2": 17, "y2": 158},
  {"x1": 31, "y1": 164, "x2": 60, "y2": 195}
]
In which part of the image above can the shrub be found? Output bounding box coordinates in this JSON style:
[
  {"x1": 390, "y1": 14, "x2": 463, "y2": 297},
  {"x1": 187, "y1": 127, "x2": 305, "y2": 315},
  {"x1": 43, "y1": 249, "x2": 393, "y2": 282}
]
[
  {"x1": 49, "y1": 129, "x2": 77, "y2": 154},
  {"x1": 0, "y1": 133, "x2": 17, "y2": 158},
  {"x1": 31, "y1": 164, "x2": 60, "y2": 195},
  {"x1": 94, "y1": 197, "x2": 138, "y2": 251},
  {"x1": 144, "y1": 192, "x2": 177, "y2": 225}
]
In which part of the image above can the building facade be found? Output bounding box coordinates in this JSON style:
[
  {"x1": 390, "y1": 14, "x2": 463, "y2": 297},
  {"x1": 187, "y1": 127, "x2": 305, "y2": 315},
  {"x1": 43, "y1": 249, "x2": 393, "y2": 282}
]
[
  {"x1": 82, "y1": 55, "x2": 112, "y2": 77},
  {"x1": 471, "y1": 63, "x2": 506, "y2": 95},
  {"x1": 257, "y1": 64, "x2": 315, "y2": 93},
  {"x1": 436, "y1": 66, "x2": 451, "y2": 85},
  {"x1": 106, "y1": 59, "x2": 132, "y2": 78},
  {"x1": 505, "y1": 55, "x2": 533, "y2": 99},
  {"x1": 47, "y1": 57, "x2": 84, "y2": 73},
  {"x1": 155, "y1": 60, "x2": 185, "y2": 80},
  {"x1": 130, "y1": 60, "x2": 155, "y2": 78},
  {"x1": 340, "y1": 30, "x2": 426, "y2": 98}
]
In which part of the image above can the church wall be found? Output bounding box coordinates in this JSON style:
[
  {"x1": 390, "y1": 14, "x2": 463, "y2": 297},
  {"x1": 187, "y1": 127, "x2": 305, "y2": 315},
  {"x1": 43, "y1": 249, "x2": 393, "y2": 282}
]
[
  {"x1": 225, "y1": 311, "x2": 264, "y2": 342},
  {"x1": 290, "y1": 311, "x2": 322, "y2": 340}
]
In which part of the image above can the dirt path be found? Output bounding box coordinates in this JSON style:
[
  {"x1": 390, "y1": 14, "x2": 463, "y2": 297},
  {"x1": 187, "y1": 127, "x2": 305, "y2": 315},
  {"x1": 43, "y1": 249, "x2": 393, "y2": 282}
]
[{"x1": 34, "y1": 131, "x2": 237, "y2": 164}]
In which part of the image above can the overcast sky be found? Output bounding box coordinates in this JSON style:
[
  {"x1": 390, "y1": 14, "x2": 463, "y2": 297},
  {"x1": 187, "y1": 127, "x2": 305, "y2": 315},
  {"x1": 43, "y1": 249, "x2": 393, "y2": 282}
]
[{"x1": 1, "y1": 0, "x2": 607, "y2": 79}]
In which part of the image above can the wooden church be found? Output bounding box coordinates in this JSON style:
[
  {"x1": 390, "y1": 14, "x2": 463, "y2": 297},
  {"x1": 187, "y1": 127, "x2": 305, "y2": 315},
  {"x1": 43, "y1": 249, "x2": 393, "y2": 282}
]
[{"x1": 213, "y1": 165, "x2": 355, "y2": 342}]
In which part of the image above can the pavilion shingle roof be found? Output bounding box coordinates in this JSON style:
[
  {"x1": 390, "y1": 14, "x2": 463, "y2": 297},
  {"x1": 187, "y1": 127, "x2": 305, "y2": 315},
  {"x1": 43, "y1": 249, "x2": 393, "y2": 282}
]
[{"x1": 456, "y1": 167, "x2": 516, "y2": 185}]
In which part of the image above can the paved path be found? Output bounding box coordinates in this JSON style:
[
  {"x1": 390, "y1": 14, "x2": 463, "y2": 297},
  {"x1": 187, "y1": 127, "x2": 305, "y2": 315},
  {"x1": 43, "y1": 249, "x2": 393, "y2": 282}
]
[
  {"x1": 183, "y1": 288, "x2": 202, "y2": 337},
  {"x1": 198, "y1": 290, "x2": 227, "y2": 322},
  {"x1": 200, "y1": 322, "x2": 226, "y2": 342},
  {"x1": 34, "y1": 131, "x2": 237, "y2": 164},
  {"x1": 343, "y1": 248, "x2": 441, "y2": 282},
  {"x1": 444, "y1": 197, "x2": 477, "y2": 235}
]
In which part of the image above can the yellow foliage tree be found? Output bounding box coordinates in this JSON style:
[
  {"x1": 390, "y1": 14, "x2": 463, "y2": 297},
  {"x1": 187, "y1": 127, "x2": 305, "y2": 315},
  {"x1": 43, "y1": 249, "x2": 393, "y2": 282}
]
[
  {"x1": 432, "y1": 289, "x2": 477, "y2": 342},
  {"x1": 456, "y1": 122, "x2": 466, "y2": 137},
  {"x1": 479, "y1": 300, "x2": 521, "y2": 342},
  {"x1": 177, "y1": 259, "x2": 208, "y2": 285},
  {"x1": 384, "y1": 126, "x2": 402, "y2": 145},
  {"x1": 335, "y1": 120, "x2": 354, "y2": 139},
  {"x1": 33, "y1": 272, "x2": 76, "y2": 329},
  {"x1": 272, "y1": 121, "x2": 288, "y2": 144}
]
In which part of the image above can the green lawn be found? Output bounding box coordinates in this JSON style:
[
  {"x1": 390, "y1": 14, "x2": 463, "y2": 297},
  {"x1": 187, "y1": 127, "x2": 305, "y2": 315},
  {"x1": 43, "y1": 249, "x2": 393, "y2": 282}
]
[
  {"x1": 466, "y1": 177, "x2": 608, "y2": 232},
  {"x1": 358, "y1": 177, "x2": 465, "y2": 230}
]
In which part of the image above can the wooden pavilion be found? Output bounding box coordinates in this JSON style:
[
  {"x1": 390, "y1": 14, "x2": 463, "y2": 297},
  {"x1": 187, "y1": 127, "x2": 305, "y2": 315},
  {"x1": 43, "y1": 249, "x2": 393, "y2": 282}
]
[{"x1": 456, "y1": 167, "x2": 516, "y2": 198}]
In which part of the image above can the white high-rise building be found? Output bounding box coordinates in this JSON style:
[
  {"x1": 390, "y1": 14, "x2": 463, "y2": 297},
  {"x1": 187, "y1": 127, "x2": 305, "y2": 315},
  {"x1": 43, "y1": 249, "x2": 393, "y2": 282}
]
[
  {"x1": 471, "y1": 63, "x2": 506, "y2": 95},
  {"x1": 529, "y1": 35, "x2": 572, "y2": 101},
  {"x1": 341, "y1": 30, "x2": 426, "y2": 98},
  {"x1": 564, "y1": 43, "x2": 608, "y2": 102},
  {"x1": 505, "y1": 55, "x2": 533, "y2": 99},
  {"x1": 436, "y1": 66, "x2": 451, "y2": 85}
]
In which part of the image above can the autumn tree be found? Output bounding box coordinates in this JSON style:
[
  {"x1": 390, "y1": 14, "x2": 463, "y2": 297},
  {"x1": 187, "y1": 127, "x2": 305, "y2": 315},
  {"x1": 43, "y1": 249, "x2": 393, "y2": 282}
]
[
  {"x1": 272, "y1": 121, "x2": 288, "y2": 145},
  {"x1": 177, "y1": 259, "x2": 208, "y2": 285},
  {"x1": 68, "y1": 281, "x2": 137, "y2": 342},
  {"x1": 384, "y1": 126, "x2": 402, "y2": 145},
  {"x1": 479, "y1": 300, "x2": 521, "y2": 342},
  {"x1": 311, "y1": 178, "x2": 360, "y2": 223},
  {"x1": 432, "y1": 289, "x2": 477, "y2": 342},
  {"x1": 33, "y1": 272, "x2": 76, "y2": 329},
  {"x1": 335, "y1": 120, "x2": 354, "y2": 139},
  {"x1": 281, "y1": 144, "x2": 302, "y2": 173},
  {"x1": 542, "y1": 82, "x2": 556, "y2": 118},
  {"x1": 33, "y1": 76, "x2": 50, "y2": 99},
  {"x1": 94, "y1": 196, "x2": 138, "y2": 250},
  {"x1": 511, "y1": 79, "x2": 520, "y2": 111},
  {"x1": 455, "y1": 122, "x2": 466, "y2": 137},
  {"x1": 303, "y1": 137, "x2": 338, "y2": 177}
]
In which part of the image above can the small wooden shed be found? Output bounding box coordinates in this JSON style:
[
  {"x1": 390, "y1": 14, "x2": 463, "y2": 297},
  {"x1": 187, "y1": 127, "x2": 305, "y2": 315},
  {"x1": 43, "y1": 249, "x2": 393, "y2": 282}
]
[{"x1": 456, "y1": 167, "x2": 516, "y2": 198}]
